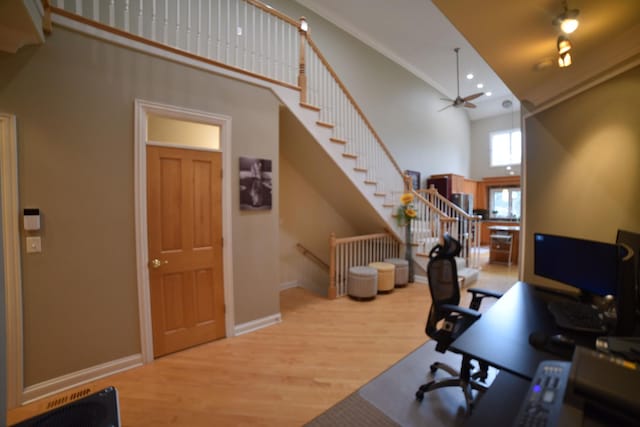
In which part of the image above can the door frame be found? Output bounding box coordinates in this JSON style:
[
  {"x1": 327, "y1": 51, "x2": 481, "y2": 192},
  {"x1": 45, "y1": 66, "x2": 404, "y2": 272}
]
[
  {"x1": 134, "y1": 99, "x2": 234, "y2": 363},
  {"x1": 1, "y1": 113, "x2": 23, "y2": 408}
]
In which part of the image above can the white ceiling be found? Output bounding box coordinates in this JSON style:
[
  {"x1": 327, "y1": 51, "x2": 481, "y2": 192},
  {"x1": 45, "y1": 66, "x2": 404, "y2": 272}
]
[
  {"x1": 295, "y1": 0, "x2": 640, "y2": 121},
  {"x1": 294, "y1": 0, "x2": 519, "y2": 121}
]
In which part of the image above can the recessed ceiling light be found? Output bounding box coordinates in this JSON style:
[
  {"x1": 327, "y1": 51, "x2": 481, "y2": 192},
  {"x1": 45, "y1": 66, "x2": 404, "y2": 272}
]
[
  {"x1": 477, "y1": 83, "x2": 484, "y2": 89},
  {"x1": 466, "y1": 73, "x2": 474, "y2": 80},
  {"x1": 486, "y1": 91, "x2": 492, "y2": 96}
]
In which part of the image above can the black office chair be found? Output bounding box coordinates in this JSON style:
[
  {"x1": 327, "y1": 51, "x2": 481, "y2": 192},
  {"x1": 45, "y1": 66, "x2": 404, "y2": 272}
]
[{"x1": 415, "y1": 233, "x2": 502, "y2": 413}]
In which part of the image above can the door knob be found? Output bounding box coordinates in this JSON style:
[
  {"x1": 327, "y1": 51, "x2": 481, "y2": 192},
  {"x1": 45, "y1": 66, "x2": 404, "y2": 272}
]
[{"x1": 150, "y1": 258, "x2": 168, "y2": 269}]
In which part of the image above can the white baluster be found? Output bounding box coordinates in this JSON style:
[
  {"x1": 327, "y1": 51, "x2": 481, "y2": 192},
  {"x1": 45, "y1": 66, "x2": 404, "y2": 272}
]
[
  {"x1": 186, "y1": 0, "x2": 192, "y2": 52},
  {"x1": 137, "y1": 0, "x2": 143, "y2": 37},
  {"x1": 151, "y1": 0, "x2": 157, "y2": 41},
  {"x1": 216, "y1": 0, "x2": 221, "y2": 60},
  {"x1": 75, "y1": 0, "x2": 82, "y2": 15},
  {"x1": 124, "y1": 0, "x2": 129, "y2": 32},
  {"x1": 176, "y1": 0, "x2": 181, "y2": 48},
  {"x1": 196, "y1": 0, "x2": 202, "y2": 55},
  {"x1": 92, "y1": 0, "x2": 99, "y2": 21},
  {"x1": 109, "y1": 0, "x2": 115, "y2": 27},
  {"x1": 163, "y1": 0, "x2": 169, "y2": 44}
]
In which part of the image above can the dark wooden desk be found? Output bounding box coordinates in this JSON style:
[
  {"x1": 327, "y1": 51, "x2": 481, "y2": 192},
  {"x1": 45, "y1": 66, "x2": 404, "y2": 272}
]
[
  {"x1": 464, "y1": 370, "x2": 530, "y2": 427},
  {"x1": 451, "y1": 281, "x2": 593, "y2": 380}
]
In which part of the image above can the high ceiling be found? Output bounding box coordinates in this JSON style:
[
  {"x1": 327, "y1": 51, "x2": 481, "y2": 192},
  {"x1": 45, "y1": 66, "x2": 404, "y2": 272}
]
[{"x1": 295, "y1": 0, "x2": 640, "y2": 120}]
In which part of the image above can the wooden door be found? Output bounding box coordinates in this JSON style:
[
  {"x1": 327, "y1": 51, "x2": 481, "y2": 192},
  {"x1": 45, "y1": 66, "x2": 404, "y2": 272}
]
[{"x1": 147, "y1": 145, "x2": 224, "y2": 358}]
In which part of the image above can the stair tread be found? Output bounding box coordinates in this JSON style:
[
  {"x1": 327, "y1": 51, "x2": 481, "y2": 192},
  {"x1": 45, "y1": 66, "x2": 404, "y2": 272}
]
[{"x1": 300, "y1": 102, "x2": 321, "y2": 111}]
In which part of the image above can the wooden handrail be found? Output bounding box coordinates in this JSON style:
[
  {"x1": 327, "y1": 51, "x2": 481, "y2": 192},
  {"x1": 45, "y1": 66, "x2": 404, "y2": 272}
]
[
  {"x1": 419, "y1": 188, "x2": 482, "y2": 221},
  {"x1": 304, "y1": 36, "x2": 404, "y2": 176},
  {"x1": 333, "y1": 232, "x2": 393, "y2": 244},
  {"x1": 412, "y1": 189, "x2": 447, "y2": 217},
  {"x1": 329, "y1": 233, "x2": 337, "y2": 299},
  {"x1": 296, "y1": 243, "x2": 329, "y2": 271}
]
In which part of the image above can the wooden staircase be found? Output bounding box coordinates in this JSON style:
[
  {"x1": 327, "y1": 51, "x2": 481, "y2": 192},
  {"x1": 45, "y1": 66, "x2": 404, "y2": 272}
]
[{"x1": 45, "y1": 0, "x2": 480, "y2": 282}]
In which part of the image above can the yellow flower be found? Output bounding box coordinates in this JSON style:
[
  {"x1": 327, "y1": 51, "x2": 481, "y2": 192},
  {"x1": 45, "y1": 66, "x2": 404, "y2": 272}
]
[
  {"x1": 405, "y1": 207, "x2": 417, "y2": 218},
  {"x1": 400, "y1": 192, "x2": 414, "y2": 205}
]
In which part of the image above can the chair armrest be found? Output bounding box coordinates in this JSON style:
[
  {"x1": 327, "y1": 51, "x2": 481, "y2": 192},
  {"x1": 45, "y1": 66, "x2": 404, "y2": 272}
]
[
  {"x1": 468, "y1": 288, "x2": 503, "y2": 311},
  {"x1": 439, "y1": 303, "x2": 482, "y2": 321}
]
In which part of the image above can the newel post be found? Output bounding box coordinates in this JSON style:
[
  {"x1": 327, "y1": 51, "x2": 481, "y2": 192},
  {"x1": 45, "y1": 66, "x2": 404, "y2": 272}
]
[
  {"x1": 328, "y1": 232, "x2": 337, "y2": 299},
  {"x1": 403, "y1": 173, "x2": 412, "y2": 192},
  {"x1": 298, "y1": 17, "x2": 309, "y2": 104}
]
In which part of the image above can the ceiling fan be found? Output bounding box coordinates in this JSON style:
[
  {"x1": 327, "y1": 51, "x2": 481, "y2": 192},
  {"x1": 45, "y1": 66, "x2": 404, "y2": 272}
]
[{"x1": 439, "y1": 48, "x2": 484, "y2": 112}]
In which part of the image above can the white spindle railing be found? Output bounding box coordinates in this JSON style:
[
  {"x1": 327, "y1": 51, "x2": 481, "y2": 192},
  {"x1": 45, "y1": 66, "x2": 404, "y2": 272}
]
[
  {"x1": 417, "y1": 188, "x2": 481, "y2": 267},
  {"x1": 54, "y1": 0, "x2": 300, "y2": 87},
  {"x1": 329, "y1": 232, "x2": 401, "y2": 298},
  {"x1": 304, "y1": 38, "x2": 405, "y2": 195}
]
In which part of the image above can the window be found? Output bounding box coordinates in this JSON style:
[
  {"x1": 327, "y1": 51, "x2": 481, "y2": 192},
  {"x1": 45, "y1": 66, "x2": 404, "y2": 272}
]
[
  {"x1": 490, "y1": 129, "x2": 521, "y2": 166},
  {"x1": 489, "y1": 187, "x2": 521, "y2": 219}
]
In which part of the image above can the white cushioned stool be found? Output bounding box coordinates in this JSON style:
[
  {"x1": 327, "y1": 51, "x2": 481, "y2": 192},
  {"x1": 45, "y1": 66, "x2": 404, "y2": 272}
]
[
  {"x1": 368, "y1": 262, "x2": 395, "y2": 293},
  {"x1": 347, "y1": 266, "x2": 378, "y2": 300},
  {"x1": 384, "y1": 258, "x2": 409, "y2": 287}
]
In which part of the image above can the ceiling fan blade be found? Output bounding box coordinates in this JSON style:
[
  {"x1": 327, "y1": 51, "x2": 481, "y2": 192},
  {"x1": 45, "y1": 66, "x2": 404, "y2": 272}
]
[
  {"x1": 463, "y1": 102, "x2": 477, "y2": 109},
  {"x1": 438, "y1": 104, "x2": 454, "y2": 112},
  {"x1": 440, "y1": 97, "x2": 454, "y2": 102},
  {"x1": 463, "y1": 92, "x2": 484, "y2": 102}
]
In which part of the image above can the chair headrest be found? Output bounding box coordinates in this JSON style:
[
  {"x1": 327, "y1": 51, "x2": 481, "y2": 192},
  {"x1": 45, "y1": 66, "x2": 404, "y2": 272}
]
[{"x1": 430, "y1": 233, "x2": 461, "y2": 259}]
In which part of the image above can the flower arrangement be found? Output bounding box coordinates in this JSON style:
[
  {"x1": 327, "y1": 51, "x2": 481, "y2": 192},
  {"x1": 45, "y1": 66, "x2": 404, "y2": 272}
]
[{"x1": 397, "y1": 192, "x2": 417, "y2": 226}]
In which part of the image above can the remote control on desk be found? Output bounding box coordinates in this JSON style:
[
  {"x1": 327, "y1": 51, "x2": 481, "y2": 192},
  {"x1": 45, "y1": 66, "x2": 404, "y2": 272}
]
[{"x1": 512, "y1": 360, "x2": 571, "y2": 427}]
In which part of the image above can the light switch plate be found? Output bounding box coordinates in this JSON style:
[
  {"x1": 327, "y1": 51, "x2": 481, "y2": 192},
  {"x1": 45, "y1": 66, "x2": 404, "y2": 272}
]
[{"x1": 26, "y1": 236, "x2": 42, "y2": 253}]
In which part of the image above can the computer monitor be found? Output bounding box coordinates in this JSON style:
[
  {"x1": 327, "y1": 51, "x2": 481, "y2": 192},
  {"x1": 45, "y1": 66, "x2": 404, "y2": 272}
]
[{"x1": 534, "y1": 233, "x2": 620, "y2": 298}]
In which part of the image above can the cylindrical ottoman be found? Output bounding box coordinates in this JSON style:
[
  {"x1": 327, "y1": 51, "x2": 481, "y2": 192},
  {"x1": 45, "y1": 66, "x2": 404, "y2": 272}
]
[
  {"x1": 347, "y1": 266, "x2": 378, "y2": 300},
  {"x1": 384, "y1": 258, "x2": 409, "y2": 288},
  {"x1": 368, "y1": 262, "x2": 395, "y2": 294}
]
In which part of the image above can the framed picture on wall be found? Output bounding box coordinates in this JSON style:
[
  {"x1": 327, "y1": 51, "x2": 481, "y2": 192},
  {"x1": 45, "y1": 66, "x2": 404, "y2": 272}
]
[
  {"x1": 239, "y1": 157, "x2": 272, "y2": 210},
  {"x1": 405, "y1": 170, "x2": 421, "y2": 190}
]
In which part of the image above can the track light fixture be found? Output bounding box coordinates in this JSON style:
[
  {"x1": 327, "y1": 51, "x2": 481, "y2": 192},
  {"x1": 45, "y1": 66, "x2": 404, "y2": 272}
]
[
  {"x1": 557, "y1": 35, "x2": 572, "y2": 55},
  {"x1": 557, "y1": 35, "x2": 572, "y2": 67},
  {"x1": 553, "y1": 1, "x2": 580, "y2": 34}
]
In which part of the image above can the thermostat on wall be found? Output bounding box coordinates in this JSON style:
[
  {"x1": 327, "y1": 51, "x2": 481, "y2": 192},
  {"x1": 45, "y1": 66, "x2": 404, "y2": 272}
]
[{"x1": 23, "y1": 208, "x2": 41, "y2": 231}]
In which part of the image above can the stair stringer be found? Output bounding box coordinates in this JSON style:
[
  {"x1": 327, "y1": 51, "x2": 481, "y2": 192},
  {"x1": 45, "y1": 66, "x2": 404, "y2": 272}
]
[{"x1": 272, "y1": 85, "x2": 405, "y2": 240}]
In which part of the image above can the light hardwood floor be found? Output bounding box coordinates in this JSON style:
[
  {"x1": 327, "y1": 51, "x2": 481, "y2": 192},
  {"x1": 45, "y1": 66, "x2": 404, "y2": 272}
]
[{"x1": 7, "y1": 255, "x2": 518, "y2": 426}]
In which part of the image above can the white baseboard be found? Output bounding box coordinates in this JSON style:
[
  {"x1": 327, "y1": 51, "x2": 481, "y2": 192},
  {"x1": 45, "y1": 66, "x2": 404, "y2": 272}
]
[
  {"x1": 413, "y1": 275, "x2": 428, "y2": 284},
  {"x1": 280, "y1": 280, "x2": 299, "y2": 291},
  {"x1": 21, "y1": 353, "x2": 143, "y2": 405},
  {"x1": 234, "y1": 313, "x2": 282, "y2": 336}
]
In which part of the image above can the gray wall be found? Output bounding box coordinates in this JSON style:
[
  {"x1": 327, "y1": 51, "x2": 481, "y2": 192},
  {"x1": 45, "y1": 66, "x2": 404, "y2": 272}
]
[
  {"x1": 0, "y1": 27, "x2": 280, "y2": 386},
  {"x1": 523, "y1": 65, "x2": 640, "y2": 289},
  {"x1": 269, "y1": 0, "x2": 471, "y2": 186}
]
